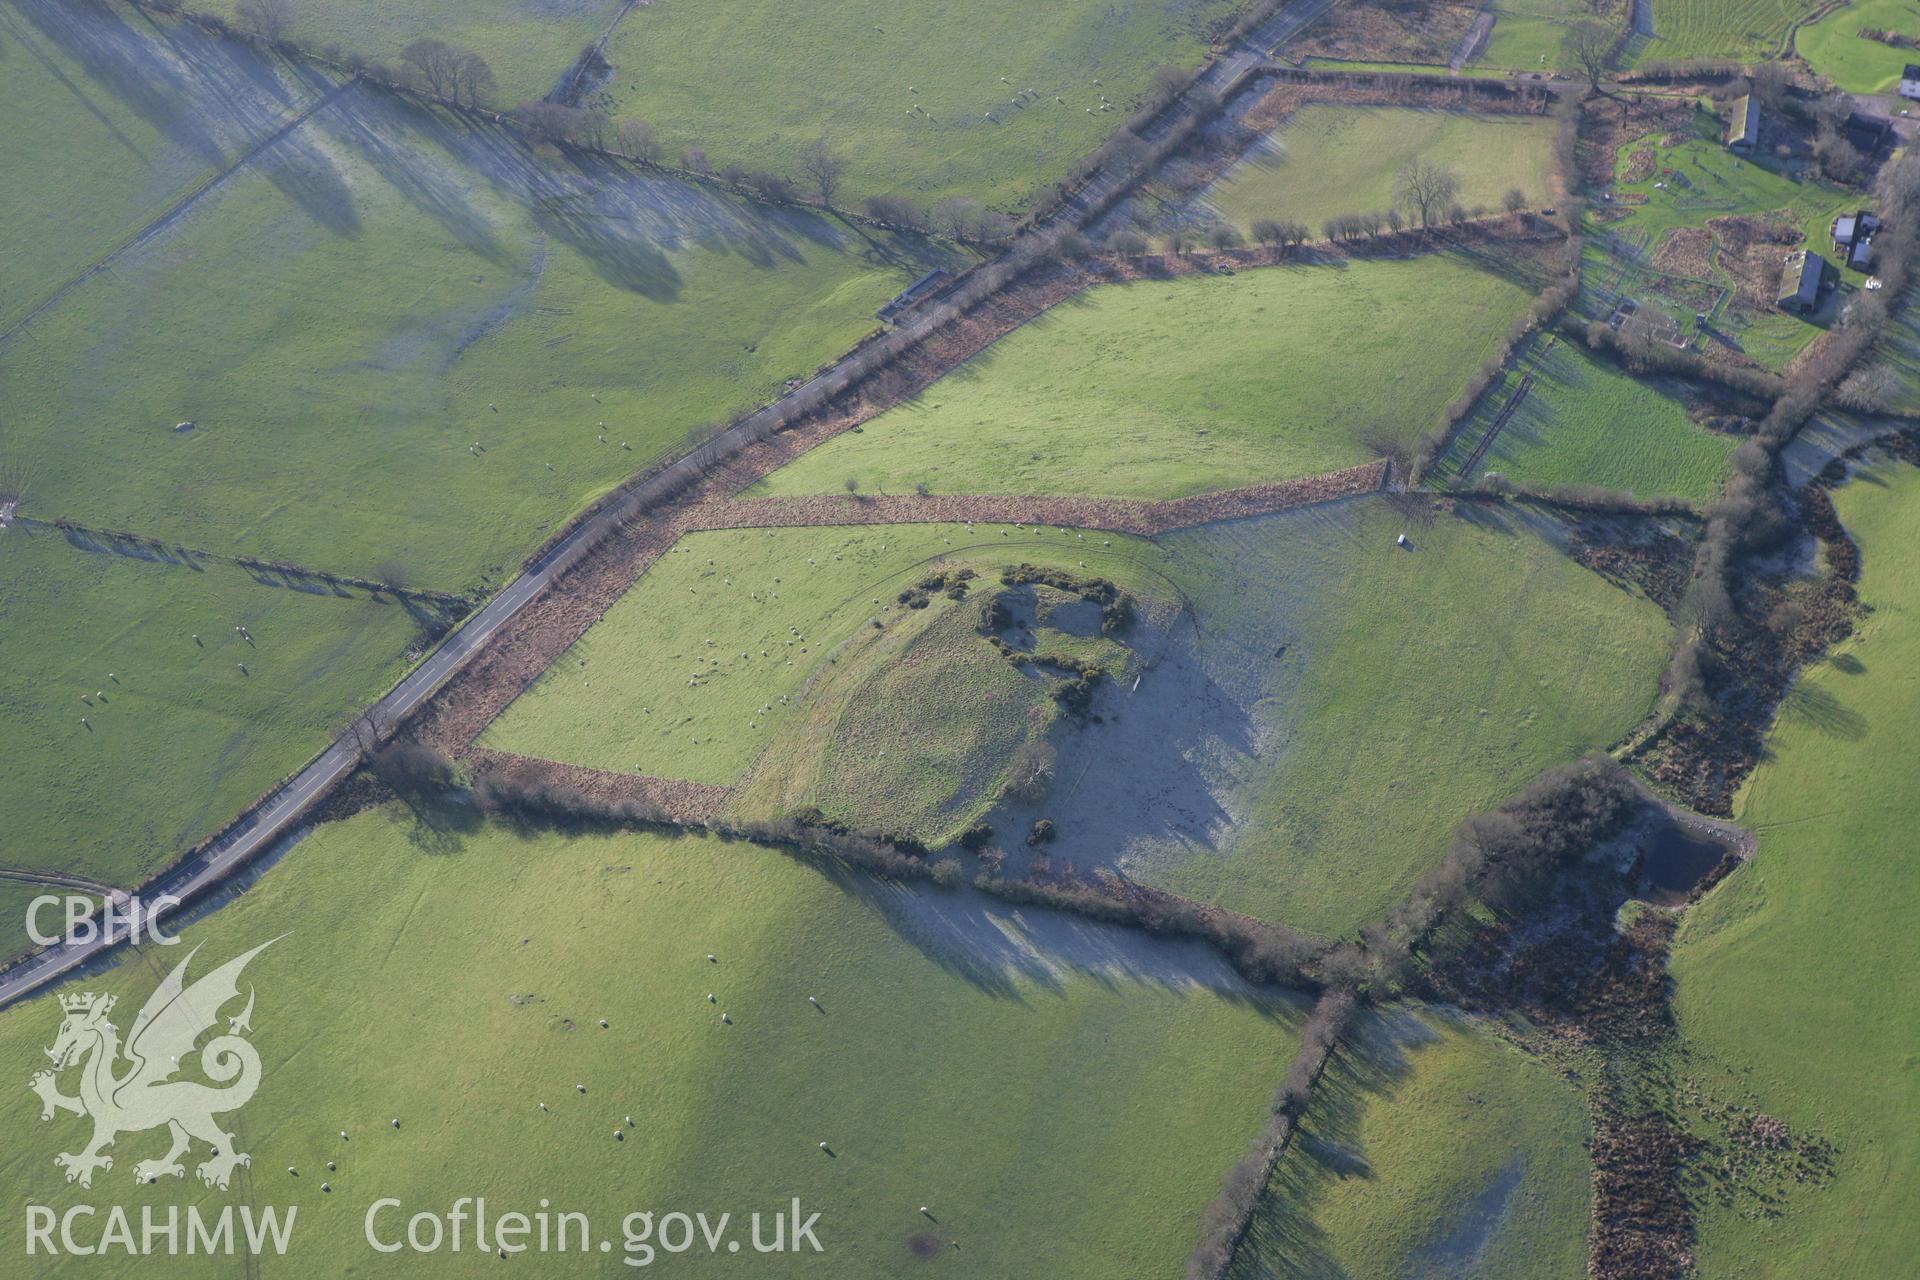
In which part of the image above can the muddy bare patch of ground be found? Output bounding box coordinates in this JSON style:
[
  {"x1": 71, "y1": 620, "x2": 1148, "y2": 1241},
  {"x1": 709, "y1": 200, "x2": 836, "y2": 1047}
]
[
  {"x1": 1288, "y1": 0, "x2": 1480, "y2": 65},
  {"x1": 1583, "y1": 96, "x2": 1696, "y2": 189},
  {"x1": 1566, "y1": 517, "x2": 1696, "y2": 612},
  {"x1": 464, "y1": 747, "x2": 728, "y2": 822},
  {"x1": 1707, "y1": 214, "x2": 1804, "y2": 307},
  {"x1": 1651, "y1": 225, "x2": 1713, "y2": 279},
  {"x1": 1622, "y1": 147, "x2": 1658, "y2": 184},
  {"x1": 1630, "y1": 454, "x2": 1880, "y2": 814}
]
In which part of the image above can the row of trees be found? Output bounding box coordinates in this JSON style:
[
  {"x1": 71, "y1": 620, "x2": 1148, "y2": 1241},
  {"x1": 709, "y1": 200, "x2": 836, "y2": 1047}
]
[{"x1": 397, "y1": 38, "x2": 496, "y2": 108}]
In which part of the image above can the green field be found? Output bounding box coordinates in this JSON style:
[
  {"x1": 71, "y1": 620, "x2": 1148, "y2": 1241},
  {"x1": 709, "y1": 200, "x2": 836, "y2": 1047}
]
[
  {"x1": 0, "y1": 527, "x2": 419, "y2": 889},
  {"x1": 199, "y1": 0, "x2": 625, "y2": 104},
  {"x1": 1478, "y1": 0, "x2": 1624, "y2": 71},
  {"x1": 1670, "y1": 459, "x2": 1920, "y2": 1276},
  {"x1": 1638, "y1": 0, "x2": 1824, "y2": 61},
  {"x1": 0, "y1": 883, "x2": 60, "y2": 970},
  {"x1": 0, "y1": 805, "x2": 1307, "y2": 1278},
  {"x1": 1868, "y1": 300, "x2": 1920, "y2": 415},
  {"x1": 1144, "y1": 498, "x2": 1669, "y2": 935},
  {"x1": 601, "y1": 0, "x2": 1242, "y2": 213},
  {"x1": 0, "y1": 2, "x2": 329, "y2": 333},
  {"x1": 0, "y1": 83, "x2": 936, "y2": 592},
  {"x1": 1796, "y1": 0, "x2": 1920, "y2": 93},
  {"x1": 480, "y1": 525, "x2": 1157, "y2": 792},
  {"x1": 1587, "y1": 101, "x2": 1861, "y2": 370},
  {"x1": 487, "y1": 503, "x2": 1668, "y2": 937},
  {"x1": 754, "y1": 258, "x2": 1537, "y2": 502},
  {"x1": 1435, "y1": 333, "x2": 1737, "y2": 499},
  {"x1": 1203, "y1": 106, "x2": 1559, "y2": 233},
  {"x1": 1241, "y1": 1010, "x2": 1591, "y2": 1278}
]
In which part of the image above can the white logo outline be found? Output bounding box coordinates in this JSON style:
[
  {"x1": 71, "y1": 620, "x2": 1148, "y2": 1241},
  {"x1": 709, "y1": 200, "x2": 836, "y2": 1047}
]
[{"x1": 29, "y1": 939, "x2": 278, "y2": 1190}]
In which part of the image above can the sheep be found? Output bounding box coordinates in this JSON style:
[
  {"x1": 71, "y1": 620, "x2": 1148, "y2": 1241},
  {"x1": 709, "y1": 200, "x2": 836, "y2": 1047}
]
[
  {"x1": 391, "y1": 1119, "x2": 400, "y2": 1129},
  {"x1": 576, "y1": 1084, "x2": 587, "y2": 1094},
  {"x1": 322, "y1": 1183, "x2": 332, "y2": 1193},
  {"x1": 599, "y1": 1018, "x2": 609, "y2": 1028},
  {"x1": 327, "y1": 1161, "x2": 336, "y2": 1171}
]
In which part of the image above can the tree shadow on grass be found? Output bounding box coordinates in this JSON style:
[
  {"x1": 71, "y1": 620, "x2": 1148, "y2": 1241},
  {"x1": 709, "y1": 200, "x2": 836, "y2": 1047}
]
[
  {"x1": 1776, "y1": 676, "x2": 1867, "y2": 740},
  {"x1": 802, "y1": 855, "x2": 1297, "y2": 1018},
  {"x1": 1228, "y1": 1007, "x2": 1429, "y2": 1278},
  {"x1": 7, "y1": 0, "x2": 352, "y2": 243}
]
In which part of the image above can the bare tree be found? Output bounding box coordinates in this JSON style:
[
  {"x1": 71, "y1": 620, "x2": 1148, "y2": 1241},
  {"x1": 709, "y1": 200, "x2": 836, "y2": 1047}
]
[
  {"x1": 617, "y1": 118, "x2": 662, "y2": 162},
  {"x1": 400, "y1": 38, "x2": 461, "y2": 97},
  {"x1": 1503, "y1": 186, "x2": 1527, "y2": 214},
  {"x1": 1394, "y1": 158, "x2": 1459, "y2": 230},
  {"x1": 798, "y1": 136, "x2": 850, "y2": 206},
  {"x1": 931, "y1": 196, "x2": 982, "y2": 240},
  {"x1": 1748, "y1": 62, "x2": 1792, "y2": 111},
  {"x1": 235, "y1": 0, "x2": 298, "y2": 42},
  {"x1": 515, "y1": 101, "x2": 585, "y2": 145},
  {"x1": 1562, "y1": 21, "x2": 1614, "y2": 92},
  {"x1": 454, "y1": 52, "x2": 496, "y2": 107}
]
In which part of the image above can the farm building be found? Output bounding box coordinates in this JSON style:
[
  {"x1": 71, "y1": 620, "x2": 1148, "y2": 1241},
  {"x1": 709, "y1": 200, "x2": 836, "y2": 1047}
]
[
  {"x1": 1832, "y1": 211, "x2": 1880, "y2": 271},
  {"x1": 877, "y1": 268, "x2": 953, "y2": 324},
  {"x1": 1777, "y1": 249, "x2": 1827, "y2": 314},
  {"x1": 1901, "y1": 64, "x2": 1920, "y2": 101},
  {"x1": 1725, "y1": 95, "x2": 1760, "y2": 154}
]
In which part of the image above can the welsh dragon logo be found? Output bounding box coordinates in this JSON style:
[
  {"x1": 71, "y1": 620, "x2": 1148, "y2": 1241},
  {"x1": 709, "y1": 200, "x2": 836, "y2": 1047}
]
[{"x1": 29, "y1": 940, "x2": 276, "y2": 1190}]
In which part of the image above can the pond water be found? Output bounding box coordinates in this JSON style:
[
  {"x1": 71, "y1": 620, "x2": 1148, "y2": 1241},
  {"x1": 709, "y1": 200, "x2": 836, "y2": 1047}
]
[{"x1": 1639, "y1": 815, "x2": 1737, "y2": 904}]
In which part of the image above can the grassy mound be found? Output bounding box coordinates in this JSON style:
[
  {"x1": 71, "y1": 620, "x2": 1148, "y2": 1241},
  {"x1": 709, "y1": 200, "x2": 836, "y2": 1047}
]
[
  {"x1": 0, "y1": 806, "x2": 1307, "y2": 1278},
  {"x1": 0, "y1": 529, "x2": 418, "y2": 891},
  {"x1": 480, "y1": 524, "x2": 1158, "y2": 791},
  {"x1": 1671, "y1": 460, "x2": 1920, "y2": 1275},
  {"x1": 753, "y1": 258, "x2": 1536, "y2": 502},
  {"x1": 1203, "y1": 106, "x2": 1558, "y2": 234}
]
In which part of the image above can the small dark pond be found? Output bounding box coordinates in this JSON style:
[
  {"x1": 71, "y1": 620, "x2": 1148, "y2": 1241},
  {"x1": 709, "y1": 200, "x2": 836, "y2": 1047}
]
[{"x1": 1639, "y1": 815, "x2": 1738, "y2": 904}]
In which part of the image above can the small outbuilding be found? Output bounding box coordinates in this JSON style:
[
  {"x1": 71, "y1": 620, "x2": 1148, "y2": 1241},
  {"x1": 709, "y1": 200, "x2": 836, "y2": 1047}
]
[
  {"x1": 1777, "y1": 249, "x2": 1827, "y2": 314},
  {"x1": 876, "y1": 269, "x2": 953, "y2": 324},
  {"x1": 1832, "y1": 210, "x2": 1880, "y2": 271},
  {"x1": 1725, "y1": 95, "x2": 1760, "y2": 154},
  {"x1": 1900, "y1": 63, "x2": 1920, "y2": 101}
]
